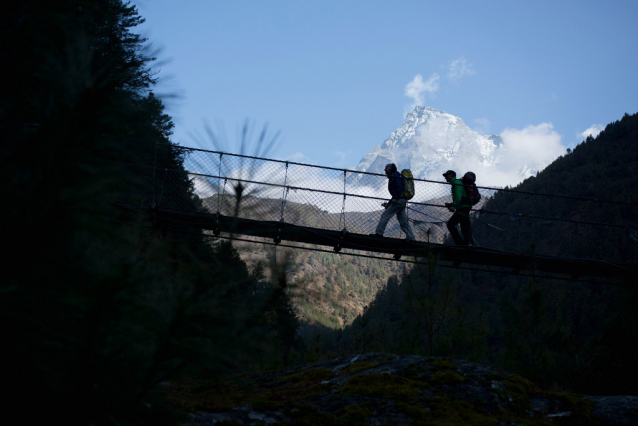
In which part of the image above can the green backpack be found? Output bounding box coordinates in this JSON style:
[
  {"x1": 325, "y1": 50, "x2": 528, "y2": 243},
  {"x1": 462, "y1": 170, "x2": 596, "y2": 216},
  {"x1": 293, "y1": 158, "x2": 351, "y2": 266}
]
[{"x1": 401, "y1": 169, "x2": 415, "y2": 200}]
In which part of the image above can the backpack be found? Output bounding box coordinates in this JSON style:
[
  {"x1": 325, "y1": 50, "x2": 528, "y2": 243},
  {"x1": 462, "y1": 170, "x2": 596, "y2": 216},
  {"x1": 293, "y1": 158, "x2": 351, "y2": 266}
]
[
  {"x1": 400, "y1": 169, "x2": 415, "y2": 200},
  {"x1": 460, "y1": 171, "x2": 481, "y2": 206}
]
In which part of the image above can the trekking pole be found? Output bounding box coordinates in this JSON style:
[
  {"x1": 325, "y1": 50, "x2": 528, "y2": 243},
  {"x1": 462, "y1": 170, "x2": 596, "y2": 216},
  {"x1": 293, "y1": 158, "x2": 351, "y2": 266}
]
[
  {"x1": 408, "y1": 205, "x2": 503, "y2": 232},
  {"x1": 458, "y1": 210, "x2": 504, "y2": 232},
  {"x1": 406, "y1": 206, "x2": 446, "y2": 223}
]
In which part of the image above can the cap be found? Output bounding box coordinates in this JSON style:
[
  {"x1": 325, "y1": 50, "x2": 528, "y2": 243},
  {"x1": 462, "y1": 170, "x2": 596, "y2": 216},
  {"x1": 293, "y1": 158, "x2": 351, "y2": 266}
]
[{"x1": 442, "y1": 170, "x2": 456, "y2": 177}]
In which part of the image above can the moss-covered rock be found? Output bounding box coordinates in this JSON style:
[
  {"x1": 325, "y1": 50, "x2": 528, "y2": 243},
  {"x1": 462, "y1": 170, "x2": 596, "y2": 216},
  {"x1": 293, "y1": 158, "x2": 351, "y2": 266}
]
[
  {"x1": 341, "y1": 373, "x2": 422, "y2": 399},
  {"x1": 164, "y1": 353, "x2": 625, "y2": 425},
  {"x1": 431, "y1": 370, "x2": 465, "y2": 385}
]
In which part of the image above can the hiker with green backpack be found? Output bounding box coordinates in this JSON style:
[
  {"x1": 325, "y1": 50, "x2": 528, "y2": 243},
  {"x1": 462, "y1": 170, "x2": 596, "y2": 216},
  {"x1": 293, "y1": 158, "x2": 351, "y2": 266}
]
[
  {"x1": 371, "y1": 163, "x2": 415, "y2": 242},
  {"x1": 443, "y1": 170, "x2": 481, "y2": 246}
]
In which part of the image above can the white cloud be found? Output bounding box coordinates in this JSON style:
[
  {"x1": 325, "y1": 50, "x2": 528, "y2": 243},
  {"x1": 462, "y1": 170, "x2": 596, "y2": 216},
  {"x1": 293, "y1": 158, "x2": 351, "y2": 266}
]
[
  {"x1": 578, "y1": 124, "x2": 604, "y2": 140},
  {"x1": 447, "y1": 57, "x2": 476, "y2": 82},
  {"x1": 472, "y1": 118, "x2": 491, "y2": 135},
  {"x1": 500, "y1": 123, "x2": 563, "y2": 164},
  {"x1": 445, "y1": 123, "x2": 565, "y2": 188},
  {"x1": 332, "y1": 150, "x2": 351, "y2": 166},
  {"x1": 404, "y1": 73, "x2": 440, "y2": 108},
  {"x1": 287, "y1": 152, "x2": 306, "y2": 162}
]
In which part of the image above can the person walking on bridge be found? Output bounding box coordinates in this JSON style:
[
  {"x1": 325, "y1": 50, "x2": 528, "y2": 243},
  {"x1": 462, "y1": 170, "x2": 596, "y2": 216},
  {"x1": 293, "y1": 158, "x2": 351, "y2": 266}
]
[
  {"x1": 443, "y1": 170, "x2": 472, "y2": 246},
  {"x1": 371, "y1": 163, "x2": 415, "y2": 242}
]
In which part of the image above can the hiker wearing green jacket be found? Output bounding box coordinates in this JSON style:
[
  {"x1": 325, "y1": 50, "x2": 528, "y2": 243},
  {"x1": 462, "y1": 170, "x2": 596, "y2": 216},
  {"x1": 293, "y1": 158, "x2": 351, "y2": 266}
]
[{"x1": 443, "y1": 170, "x2": 472, "y2": 245}]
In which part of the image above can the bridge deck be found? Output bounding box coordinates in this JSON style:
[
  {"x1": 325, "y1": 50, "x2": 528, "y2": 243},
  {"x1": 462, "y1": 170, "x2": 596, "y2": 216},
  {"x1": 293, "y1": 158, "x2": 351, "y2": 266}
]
[
  {"x1": 117, "y1": 203, "x2": 638, "y2": 281},
  {"x1": 118, "y1": 203, "x2": 638, "y2": 279}
]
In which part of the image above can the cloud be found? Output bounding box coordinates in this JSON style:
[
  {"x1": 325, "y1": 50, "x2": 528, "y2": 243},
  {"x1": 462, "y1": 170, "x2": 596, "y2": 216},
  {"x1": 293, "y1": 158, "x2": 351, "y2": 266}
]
[
  {"x1": 578, "y1": 124, "x2": 604, "y2": 140},
  {"x1": 472, "y1": 118, "x2": 491, "y2": 135},
  {"x1": 405, "y1": 73, "x2": 440, "y2": 108},
  {"x1": 287, "y1": 152, "x2": 306, "y2": 162},
  {"x1": 332, "y1": 150, "x2": 351, "y2": 166},
  {"x1": 447, "y1": 57, "x2": 476, "y2": 82},
  {"x1": 447, "y1": 123, "x2": 565, "y2": 188},
  {"x1": 500, "y1": 123, "x2": 563, "y2": 164}
]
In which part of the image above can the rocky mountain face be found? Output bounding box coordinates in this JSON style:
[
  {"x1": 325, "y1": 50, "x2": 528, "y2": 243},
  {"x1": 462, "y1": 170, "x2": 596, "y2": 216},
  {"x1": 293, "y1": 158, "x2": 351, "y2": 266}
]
[
  {"x1": 351, "y1": 106, "x2": 542, "y2": 188},
  {"x1": 170, "y1": 353, "x2": 637, "y2": 425}
]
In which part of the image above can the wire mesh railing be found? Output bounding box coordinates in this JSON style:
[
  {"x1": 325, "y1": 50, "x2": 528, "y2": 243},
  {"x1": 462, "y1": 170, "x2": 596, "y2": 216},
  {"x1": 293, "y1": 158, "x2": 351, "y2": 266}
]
[{"x1": 117, "y1": 145, "x2": 638, "y2": 265}]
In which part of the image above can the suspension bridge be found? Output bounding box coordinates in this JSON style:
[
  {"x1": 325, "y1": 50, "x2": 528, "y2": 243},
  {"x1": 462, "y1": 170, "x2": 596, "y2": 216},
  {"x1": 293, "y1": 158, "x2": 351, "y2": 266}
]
[{"x1": 117, "y1": 146, "x2": 638, "y2": 282}]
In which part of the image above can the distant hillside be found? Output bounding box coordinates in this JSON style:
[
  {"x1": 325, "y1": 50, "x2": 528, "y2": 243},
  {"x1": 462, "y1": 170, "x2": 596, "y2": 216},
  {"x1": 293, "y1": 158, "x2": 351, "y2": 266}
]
[
  {"x1": 473, "y1": 111, "x2": 638, "y2": 262},
  {"x1": 236, "y1": 239, "x2": 403, "y2": 329},
  {"x1": 201, "y1": 194, "x2": 404, "y2": 328}
]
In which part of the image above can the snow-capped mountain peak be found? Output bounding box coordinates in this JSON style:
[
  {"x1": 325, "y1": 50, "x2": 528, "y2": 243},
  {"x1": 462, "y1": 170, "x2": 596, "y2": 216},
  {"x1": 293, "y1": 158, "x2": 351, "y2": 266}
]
[{"x1": 353, "y1": 106, "x2": 504, "y2": 181}]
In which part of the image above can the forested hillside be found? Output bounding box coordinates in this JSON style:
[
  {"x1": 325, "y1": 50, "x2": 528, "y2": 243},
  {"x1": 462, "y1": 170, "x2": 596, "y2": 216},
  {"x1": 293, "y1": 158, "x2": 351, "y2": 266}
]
[
  {"x1": 1, "y1": 2, "x2": 303, "y2": 423},
  {"x1": 474, "y1": 112, "x2": 638, "y2": 262},
  {"x1": 320, "y1": 114, "x2": 638, "y2": 395},
  {"x1": 236, "y1": 239, "x2": 403, "y2": 328}
]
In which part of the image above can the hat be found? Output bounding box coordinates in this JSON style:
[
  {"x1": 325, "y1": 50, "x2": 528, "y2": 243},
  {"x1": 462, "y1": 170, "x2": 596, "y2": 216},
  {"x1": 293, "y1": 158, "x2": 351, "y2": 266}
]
[{"x1": 442, "y1": 170, "x2": 456, "y2": 177}]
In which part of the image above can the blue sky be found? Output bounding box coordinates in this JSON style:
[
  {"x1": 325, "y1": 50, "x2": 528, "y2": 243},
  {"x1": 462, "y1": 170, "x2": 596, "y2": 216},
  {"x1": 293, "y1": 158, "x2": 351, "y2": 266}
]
[{"x1": 133, "y1": 0, "x2": 638, "y2": 171}]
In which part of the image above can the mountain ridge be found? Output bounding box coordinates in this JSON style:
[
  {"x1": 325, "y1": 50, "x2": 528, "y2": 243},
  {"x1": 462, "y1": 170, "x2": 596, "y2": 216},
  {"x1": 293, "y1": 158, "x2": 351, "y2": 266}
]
[{"x1": 351, "y1": 106, "x2": 547, "y2": 188}]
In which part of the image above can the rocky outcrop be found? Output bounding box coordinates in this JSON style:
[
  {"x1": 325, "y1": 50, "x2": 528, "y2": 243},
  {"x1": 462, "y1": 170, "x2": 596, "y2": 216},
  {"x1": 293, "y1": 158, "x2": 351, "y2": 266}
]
[
  {"x1": 164, "y1": 353, "x2": 637, "y2": 425},
  {"x1": 586, "y1": 396, "x2": 638, "y2": 426}
]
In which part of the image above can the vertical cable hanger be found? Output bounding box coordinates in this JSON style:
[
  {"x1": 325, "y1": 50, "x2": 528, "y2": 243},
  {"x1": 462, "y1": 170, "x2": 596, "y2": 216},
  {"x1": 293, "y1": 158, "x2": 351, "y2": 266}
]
[
  {"x1": 280, "y1": 162, "x2": 289, "y2": 223},
  {"x1": 217, "y1": 153, "x2": 223, "y2": 214},
  {"x1": 335, "y1": 169, "x2": 348, "y2": 253},
  {"x1": 339, "y1": 169, "x2": 347, "y2": 231},
  {"x1": 275, "y1": 162, "x2": 289, "y2": 244},
  {"x1": 214, "y1": 152, "x2": 224, "y2": 236}
]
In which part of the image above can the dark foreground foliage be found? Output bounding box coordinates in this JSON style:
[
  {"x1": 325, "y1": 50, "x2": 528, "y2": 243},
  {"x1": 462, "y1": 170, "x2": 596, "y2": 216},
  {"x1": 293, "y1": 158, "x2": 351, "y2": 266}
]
[{"x1": 1, "y1": 1, "x2": 302, "y2": 424}]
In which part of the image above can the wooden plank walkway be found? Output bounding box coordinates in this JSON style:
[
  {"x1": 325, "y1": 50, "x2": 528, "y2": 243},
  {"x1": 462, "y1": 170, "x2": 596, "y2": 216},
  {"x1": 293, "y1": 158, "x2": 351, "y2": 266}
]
[{"x1": 118, "y1": 203, "x2": 638, "y2": 281}]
